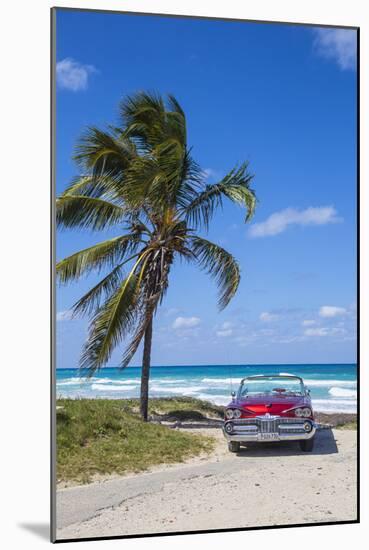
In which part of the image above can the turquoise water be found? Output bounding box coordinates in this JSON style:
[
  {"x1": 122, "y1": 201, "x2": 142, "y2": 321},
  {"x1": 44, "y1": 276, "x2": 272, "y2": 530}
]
[{"x1": 56, "y1": 363, "x2": 357, "y2": 413}]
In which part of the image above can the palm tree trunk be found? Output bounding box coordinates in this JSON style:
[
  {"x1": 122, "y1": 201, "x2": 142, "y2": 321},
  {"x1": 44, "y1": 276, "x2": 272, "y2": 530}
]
[{"x1": 140, "y1": 316, "x2": 153, "y2": 421}]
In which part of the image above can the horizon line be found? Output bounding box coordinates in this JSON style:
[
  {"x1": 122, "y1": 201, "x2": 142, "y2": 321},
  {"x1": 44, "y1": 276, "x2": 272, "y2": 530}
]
[{"x1": 56, "y1": 361, "x2": 357, "y2": 369}]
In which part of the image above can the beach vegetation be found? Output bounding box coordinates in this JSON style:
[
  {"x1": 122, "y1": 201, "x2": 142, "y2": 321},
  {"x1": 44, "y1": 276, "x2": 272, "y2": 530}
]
[{"x1": 56, "y1": 398, "x2": 215, "y2": 484}]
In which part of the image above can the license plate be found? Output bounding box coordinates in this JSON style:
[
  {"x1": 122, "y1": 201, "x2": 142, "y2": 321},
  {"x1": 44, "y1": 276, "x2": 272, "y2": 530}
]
[{"x1": 260, "y1": 433, "x2": 278, "y2": 441}]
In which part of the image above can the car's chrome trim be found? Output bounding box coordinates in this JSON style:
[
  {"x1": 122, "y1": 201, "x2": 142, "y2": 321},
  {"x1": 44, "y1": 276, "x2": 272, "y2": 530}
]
[{"x1": 222, "y1": 415, "x2": 316, "y2": 442}]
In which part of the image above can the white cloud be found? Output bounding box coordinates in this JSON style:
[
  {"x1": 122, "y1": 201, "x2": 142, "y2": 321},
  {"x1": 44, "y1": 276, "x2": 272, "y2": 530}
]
[
  {"x1": 304, "y1": 326, "x2": 346, "y2": 337},
  {"x1": 319, "y1": 305, "x2": 347, "y2": 318},
  {"x1": 57, "y1": 310, "x2": 73, "y2": 321},
  {"x1": 216, "y1": 329, "x2": 233, "y2": 337},
  {"x1": 172, "y1": 316, "x2": 201, "y2": 329},
  {"x1": 248, "y1": 206, "x2": 341, "y2": 238},
  {"x1": 56, "y1": 58, "x2": 97, "y2": 91},
  {"x1": 273, "y1": 335, "x2": 306, "y2": 344},
  {"x1": 216, "y1": 323, "x2": 234, "y2": 337},
  {"x1": 233, "y1": 333, "x2": 258, "y2": 346},
  {"x1": 304, "y1": 327, "x2": 328, "y2": 337},
  {"x1": 302, "y1": 320, "x2": 316, "y2": 326},
  {"x1": 313, "y1": 28, "x2": 357, "y2": 71},
  {"x1": 260, "y1": 312, "x2": 280, "y2": 322}
]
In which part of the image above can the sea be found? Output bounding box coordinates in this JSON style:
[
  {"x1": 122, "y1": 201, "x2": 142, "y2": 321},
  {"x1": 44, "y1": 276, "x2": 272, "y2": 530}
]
[{"x1": 56, "y1": 363, "x2": 357, "y2": 414}]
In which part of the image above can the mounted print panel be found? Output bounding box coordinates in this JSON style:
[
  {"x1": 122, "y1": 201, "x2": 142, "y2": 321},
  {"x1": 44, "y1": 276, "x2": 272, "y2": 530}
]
[{"x1": 51, "y1": 7, "x2": 358, "y2": 542}]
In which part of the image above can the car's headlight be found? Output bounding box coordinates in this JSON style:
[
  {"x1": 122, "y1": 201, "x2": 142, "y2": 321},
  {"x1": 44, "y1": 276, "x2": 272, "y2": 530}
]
[
  {"x1": 233, "y1": 409, "x2": 241, "y2": 419},
  {"x1": 225, "y1": 408, "x2": 234, "y2": 419},
  {"x1": 294, "y1": 408, "x2": 304, "y2": 417},
  {"x1": 302, "y1": 407, "x2": 312, "y2": 417}
]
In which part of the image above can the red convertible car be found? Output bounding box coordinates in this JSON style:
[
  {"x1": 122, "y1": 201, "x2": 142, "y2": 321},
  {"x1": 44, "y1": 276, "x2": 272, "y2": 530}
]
[{"x1": 223, "y1": 374, "x2": 316, "y2": 453}]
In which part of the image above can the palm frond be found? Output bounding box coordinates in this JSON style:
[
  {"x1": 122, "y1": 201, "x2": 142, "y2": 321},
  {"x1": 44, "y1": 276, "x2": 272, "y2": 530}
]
[
  {"x1": 121, "y1": 156, "x2": 165, "y2": 209},
  {"x1": 60, "y1": 175, "x2": 123, "y2": 203},
  {"x1": 120, "y1": 92, "x2": 166, "y2": 151},
  {"x1": 120, "y1": 92, "x2": 189, "y2": 154},
  {"x1": 80, "y1": 275, "x2": 141, "y2": 373},
  {"x1": 56, "y1": 195, "x2": 126, "y2": 230},
  {"x1": 120, "y1": 243, "x2": 174, "y2": 368},
  {"x1": 184, "y1": 163, "x2": 256, "y2": 229},
  {"x1": 74, "y1": 126, "x2": 136, "y2": 177},
  {"x1": 120, "y1": 291, "x2": 160, "y2": 369},
  {"x1": 71, "y1": 263, "x2": 124, "y2": 317},
  {"x1": 167, "y1": 94, "x2": 185, "y2": 119},
  {"x1": 79, "y1": 252, "x2": 151, "y2": 373},
  {"x1": 56, "y1": 234, "x2": 142, "y2": 283},
  {"x1": 190, "y1": 236, "x2": 240, "y2": 310}
]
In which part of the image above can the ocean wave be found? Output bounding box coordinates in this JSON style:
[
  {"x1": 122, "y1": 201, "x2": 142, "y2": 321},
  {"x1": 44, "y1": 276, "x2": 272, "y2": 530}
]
[
  {"x1": 200, "y1": 377, "x2": 357, "y2": 389},
  {"x1": 57, "y1": 377, "x2": 112, "y2": 386},
  {"x1": 152, "y1": 379, "x2": 187, "y2": 385},
  {"x1": 201, "y1": 377, "x2": 233, "y2": 385},
  {"x1": 328, "y1": 387, "x2": 357, "y2": 398},
  {"x1": 91, "y1": 384, "x2": 137, "y2": 392},
  {"x1": 57, "y1": 380, "x2": 82, "y2": 386},
  {"x1": 312, "y1": 398, "x2": 357, "y2": 413},
  {"x1": 150, "y1": 385, "x2": 205, "y2": 395},
  {"x1": 58, "y1": 376, "x2": 142, "y2": 386},
  {"x1": 195, "y1": 394, "x2": 231, "y2": 406},
  {"x1": 304, "y1": 379, "x2": 356, "y2": 388},
  {"x1": 104, "y1": 379, "x2": 141, "y2": 385},
  {"x1": 89, "y1": 377, "x2": 115, "y2": 384}
]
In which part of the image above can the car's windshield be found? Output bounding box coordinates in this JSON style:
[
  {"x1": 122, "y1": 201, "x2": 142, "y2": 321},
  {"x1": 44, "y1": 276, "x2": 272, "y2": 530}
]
[{"x1": 238, "y1": 376, "x2": 304, "y2": 397}]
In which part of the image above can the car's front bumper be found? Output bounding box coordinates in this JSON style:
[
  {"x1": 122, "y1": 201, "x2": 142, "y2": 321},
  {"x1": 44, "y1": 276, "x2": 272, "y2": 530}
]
[{"x1": 223, "y1": 415, "x2": 316, "y2": 443}]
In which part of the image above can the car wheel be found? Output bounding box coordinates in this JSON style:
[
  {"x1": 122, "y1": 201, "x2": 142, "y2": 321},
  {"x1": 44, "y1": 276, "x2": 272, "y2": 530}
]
[
  {"x1": 299, "y1": 437, "x2": 315, "y2": 452},
  {"x1": 228, "y1": 441, "x2": 240, "y2": 453}
]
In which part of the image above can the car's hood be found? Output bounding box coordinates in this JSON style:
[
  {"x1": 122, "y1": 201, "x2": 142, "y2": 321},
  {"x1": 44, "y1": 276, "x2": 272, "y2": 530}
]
[{"x1": 229, "y1": 395, "x2": 310, "y2": 416}]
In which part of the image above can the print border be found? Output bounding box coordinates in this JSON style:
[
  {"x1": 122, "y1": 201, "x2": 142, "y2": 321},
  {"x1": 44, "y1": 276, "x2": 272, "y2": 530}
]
[{"x1": 50, "y1": 6, "x2": 360, "y2": 543}]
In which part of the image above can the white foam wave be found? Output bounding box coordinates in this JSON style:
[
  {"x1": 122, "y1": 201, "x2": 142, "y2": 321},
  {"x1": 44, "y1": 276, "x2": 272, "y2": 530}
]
[
  {"x1": 328, "y1": 387, "x2": 357, "y2": 398},
  {"x1": 153, "y1": 379, "x2": 187, "y2": 385},
  {"x1": 59, "y1": 376, "x2": 142, "y2": 386},
  {"x1": 57, "y1": 380, "x2": 81, "y2": 386},
  {"x1": 150, "y1": 385, "x2": 205, "y2": 395},
  {"x1": 57, "y1": 377, "x2": 113, "y2": 386},
  {"x1": 304, "y1": 379, "x2": 356, "y2": 388},
  {"x1": 91, "y1": 384, "x2": 137, "y2": 392},
  {"x1": 201, "y1": 377, "x2": 233, "y2": 385},
  {"x1": 312, "y1": 398, "x2": 357, "y2": 413},
  {"x1": 88, "y1": 377, "x2": 115, "y2": 384},
  {"x1": 195, "y1": 394, "x2": 231, "y2": 406},
  {"x1": 92, "y1": 378, "x2": 141, "y2": 385},
  {"x1": 200, "y1": 377, "x2": 356, "y2": 389}
]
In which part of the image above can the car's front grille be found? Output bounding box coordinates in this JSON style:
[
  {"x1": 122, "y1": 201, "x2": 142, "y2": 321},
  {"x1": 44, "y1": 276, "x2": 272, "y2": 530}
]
[
  {"x1": 260, "y1": 418, "x2": 278, "y2": 433},
  {"x1": 230, "y1": 416, "x2": 310, "y2": 434}
]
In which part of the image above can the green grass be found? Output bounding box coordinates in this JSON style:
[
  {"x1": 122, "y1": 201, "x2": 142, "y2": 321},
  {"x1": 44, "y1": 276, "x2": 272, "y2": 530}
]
[{"x1": 56, "y1": 398, "x2": 217, "y2": 484}]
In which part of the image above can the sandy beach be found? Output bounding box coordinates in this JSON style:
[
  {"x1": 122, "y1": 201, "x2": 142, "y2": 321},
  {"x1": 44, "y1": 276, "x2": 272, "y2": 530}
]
[{"x1": 56, "y1": 424, "x2": 357, "y2": 540}]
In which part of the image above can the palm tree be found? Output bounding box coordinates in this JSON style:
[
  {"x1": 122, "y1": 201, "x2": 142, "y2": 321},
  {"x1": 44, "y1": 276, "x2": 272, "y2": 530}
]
[{"x1": 56, "y1": 92, "x2": 257, "y2": 420}]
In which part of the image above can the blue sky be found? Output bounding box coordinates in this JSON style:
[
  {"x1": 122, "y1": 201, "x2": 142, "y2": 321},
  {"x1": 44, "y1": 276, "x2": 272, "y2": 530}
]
[{"x1": 55, "y1": 9, "x2": 357, "y2": 368}]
